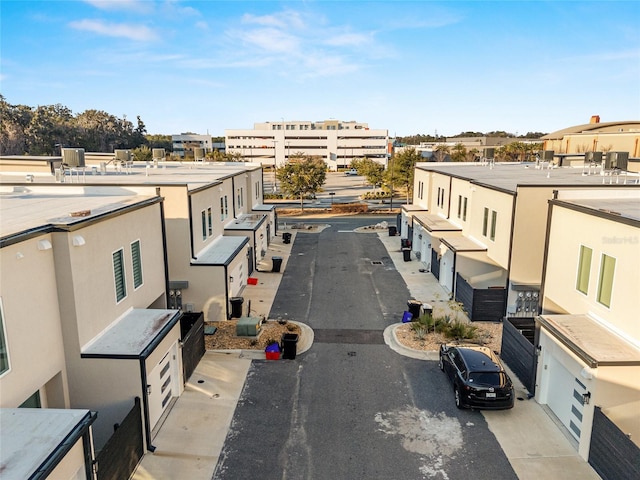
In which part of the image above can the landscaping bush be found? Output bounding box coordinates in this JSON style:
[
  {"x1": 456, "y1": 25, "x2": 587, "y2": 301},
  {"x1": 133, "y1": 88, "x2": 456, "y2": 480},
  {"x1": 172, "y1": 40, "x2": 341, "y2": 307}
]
[{"x1": 331, "y1": 203, "x2": 368, "y2": 213}]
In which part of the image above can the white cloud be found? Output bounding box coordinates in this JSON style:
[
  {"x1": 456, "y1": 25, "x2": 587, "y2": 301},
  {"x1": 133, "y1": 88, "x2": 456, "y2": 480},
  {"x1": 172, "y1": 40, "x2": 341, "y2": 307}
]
[
  {"x1": 83, "y1": 0, "x2": 152, "y2": 13},
  {"x1": 69, "y1": 19, "x2": 159, "y2": 42}
]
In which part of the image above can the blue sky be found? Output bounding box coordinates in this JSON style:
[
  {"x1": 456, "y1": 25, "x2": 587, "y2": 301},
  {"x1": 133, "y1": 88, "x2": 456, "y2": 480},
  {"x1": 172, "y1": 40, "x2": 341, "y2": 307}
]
[{"x1": 1, "y1": 1, "x2": 639, "y2": 137}]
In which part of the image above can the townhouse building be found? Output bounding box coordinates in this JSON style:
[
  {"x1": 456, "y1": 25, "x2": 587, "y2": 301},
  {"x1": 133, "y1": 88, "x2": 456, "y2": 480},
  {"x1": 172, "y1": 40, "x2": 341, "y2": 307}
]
[
  {"x1": 0, "y1": 187, "x2": 182, "y2": 461},
  {"x1": 534, "y1": 189, "x2": 640, "y2": 468},
  {"x1": 0, "y1": 160, "x2": 273, "y2": 323},
  {"x1": 225, "y1": 119, "x2": 389, "y2": 171},
  {"x1": 405, "y1": 162, "x2": 639, "y2": 321}
]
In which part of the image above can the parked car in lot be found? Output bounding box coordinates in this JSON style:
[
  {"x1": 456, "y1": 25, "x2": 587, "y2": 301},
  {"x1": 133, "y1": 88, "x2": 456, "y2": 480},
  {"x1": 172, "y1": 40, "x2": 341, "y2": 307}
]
[
  {"x1": 439, "y1": 344, "x2": 514, "y2": 410},
  {"x1": 345, "y1": 168, "x2": 358, "y2": 176}
]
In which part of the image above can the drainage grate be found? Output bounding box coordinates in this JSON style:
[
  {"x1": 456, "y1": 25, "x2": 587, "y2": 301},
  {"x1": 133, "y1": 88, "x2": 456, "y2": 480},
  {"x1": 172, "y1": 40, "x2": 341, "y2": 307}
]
[
  {"x1": 313, "y1": 329, "x2": 385, "y2": 345},
  {"x1": 371, "y1": 261, "x2": 383, "y2": 265}
]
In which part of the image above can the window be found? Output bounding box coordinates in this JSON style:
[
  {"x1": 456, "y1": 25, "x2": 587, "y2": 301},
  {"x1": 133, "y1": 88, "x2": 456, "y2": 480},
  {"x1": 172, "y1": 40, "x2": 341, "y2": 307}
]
[
  {"x1": 19, "y1": 390, "x2": 41, "y2": 408},
  {"x1": 220, "y1": 197, "x2": 225, "y2": 221},
  {"x1": 462, "y1": 197, "x2": 468, "y2": 221},
  {"x1": 201, "y1": 210, "x2": 207, "y2": 240},
  {"x1": 418, "y1": 181, "x2": 424, "y2": 200},
  {"x1": 0, "y1": 301, "x2": 9, "y2": 376},
  {"x1": 113, "y1": 249, "x2": 127, "y2": 302},
  {"x1": 131, "y1": 240, "x2": 143, "y2": 289},
  {"x1": 224, "y1": 195, "x2": 229, "y2": 219},
  {"x1": 597, "y1": 254, "x2": 616, "y2": 307},
  {"x1": 457, "y1": 195, "x2": 462, "y2": 218},
  {"x1": 207, "y1": 207, "x2": 213, "y2": 236},
  {"x1": 575, "y1": 245, "x2": 592, "y2": 294},
  {"x1": 490, "y1": 210, "x2": 497, "y2": 241},
  {"x1": 482, "y1": 208, "x2": 489, "y2": 236}
]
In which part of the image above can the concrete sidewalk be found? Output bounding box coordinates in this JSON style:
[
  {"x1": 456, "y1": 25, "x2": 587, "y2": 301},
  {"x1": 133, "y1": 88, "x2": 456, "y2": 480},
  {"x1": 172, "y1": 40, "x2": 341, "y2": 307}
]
[{"x1": 133, "y1": 224, "x2": 600, "y2": 480}]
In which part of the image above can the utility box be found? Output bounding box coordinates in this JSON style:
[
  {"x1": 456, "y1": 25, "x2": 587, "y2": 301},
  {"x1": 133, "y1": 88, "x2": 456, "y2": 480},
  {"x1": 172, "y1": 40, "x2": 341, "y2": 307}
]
[{"x1": 236, "y1": 317, "x2": 262, "y2": 336}]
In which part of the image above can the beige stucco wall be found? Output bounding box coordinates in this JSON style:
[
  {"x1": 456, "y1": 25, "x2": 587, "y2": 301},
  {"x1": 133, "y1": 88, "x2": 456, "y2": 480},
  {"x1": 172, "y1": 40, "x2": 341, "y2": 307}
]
[
  {"x1": 429, "y1": 172, "x2": 451, "y2": 217},
  {"x1": 412, "y1": 167, "x2": 431, "y2": 209},
  {"x1": 249, "y1": 169, "x2": 264, "y2": 209},
  {"x1": 509, "y1": 187, "x2": 556, "y2": 286},
  {"x1": 52, "y1": 203, "x2": 167, "y2": 349},
  {"x1": 0, "y1": 234, "x2": 70, "y2": 408},
  {"x1": 596, "y1": 364, "x2": 640, "y2": 447},
  {"x1": 544, "y1": 132, "x2": 640, "y2": 157},
  {"x1": 49, "y1": 438, "x2": 87, "y2": 479},
  {"x1": 467, "y1": 185, "x2": 513, "y2": 269},
  {"x1": 543, "y1": 206, "x2": 639, "y2": 343},
  {"x1": 449, "y1": 177, "x2": 474, "y2": 230}
]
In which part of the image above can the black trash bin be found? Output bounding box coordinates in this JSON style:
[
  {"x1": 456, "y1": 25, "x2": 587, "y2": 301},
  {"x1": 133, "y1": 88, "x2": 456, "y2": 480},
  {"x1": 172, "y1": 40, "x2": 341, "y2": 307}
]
[
  {"x1": 407, "y1": 300, "x2": 423, "y2": 319},
  {"x1": 272, "y1": 256, "x2": 283, "y2": 273},
  {"x1": 402, "y1": 247, "x2": 411, "y2": 262},
  {"x1": 388, "y1": 225, "x2": 397, "y2": 236},
  {"x1": 281, "y1": 333, "x2": 299, "y2": 359},
  {"x1": 282, "y1": 232, "x2": 292, "y2": 244},
  {"x1": 230, "y1": 296, "x2": 244, "y2": 318}
]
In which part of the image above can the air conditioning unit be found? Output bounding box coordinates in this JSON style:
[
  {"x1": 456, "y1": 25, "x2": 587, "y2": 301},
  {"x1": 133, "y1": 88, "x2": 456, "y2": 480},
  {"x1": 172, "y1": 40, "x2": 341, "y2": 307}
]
[
  {"x1": 584, "y1": 151, "x2": 602, "y2": 164},
  {"x1": 152, "y1": 148, "x2": 165, "y2": 160},
  {"x1": 61, "y1": 148, "x2": 85, "y2": 167},
  {"x1": 605, "y1": 151, "x2": 629, "y2": 171},
  {"x1": 115, "y1": 149, "x2": 131, "y2": 162},
  {"x1": 541, "y1": 150, "x2": 554, "y2": 161}
]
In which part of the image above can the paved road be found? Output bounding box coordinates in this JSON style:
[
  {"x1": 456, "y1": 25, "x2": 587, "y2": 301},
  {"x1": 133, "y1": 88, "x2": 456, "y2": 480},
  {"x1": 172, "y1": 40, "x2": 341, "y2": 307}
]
[{"x1": 213, "y1": 217, "x2": 517, "y2": 480}]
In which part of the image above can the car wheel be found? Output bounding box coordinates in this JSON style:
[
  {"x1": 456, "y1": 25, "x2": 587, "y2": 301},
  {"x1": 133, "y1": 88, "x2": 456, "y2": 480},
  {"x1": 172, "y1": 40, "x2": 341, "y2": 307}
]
[
  {"x1": 439, "y1": 356, "x2": 444, "y2": 371},
  {"x1": 454, "y1": 387, "x2": 463, "y2": 409}
]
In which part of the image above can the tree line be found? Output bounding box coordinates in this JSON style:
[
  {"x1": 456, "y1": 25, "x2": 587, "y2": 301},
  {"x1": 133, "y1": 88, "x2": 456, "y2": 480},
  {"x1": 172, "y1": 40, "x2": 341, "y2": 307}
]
[
  {"x1": 0, "y1": 96, "x2": 174, "y2": 156},
  {"x1": 397, "y1": 130, "x2": 546, "y2": 145}
]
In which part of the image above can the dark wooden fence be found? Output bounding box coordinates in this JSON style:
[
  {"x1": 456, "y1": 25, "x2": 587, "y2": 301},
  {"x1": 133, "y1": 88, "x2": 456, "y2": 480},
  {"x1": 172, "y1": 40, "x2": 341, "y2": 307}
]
[
  {"x1": 589, "y1": 406, "x2": 640, "y2": 480},
  {"x1": 96, "y1": 397, "x2": 143, "y2": 480},
  {"x1": 455, "y1": 274, "x2": 506, "y2": 322},
  {"x1": 500, "y1": 317, "x2": 537, "y2": 394},
  {"x1": 180, "y1": 312, "x2": 205, "y2": 382}
]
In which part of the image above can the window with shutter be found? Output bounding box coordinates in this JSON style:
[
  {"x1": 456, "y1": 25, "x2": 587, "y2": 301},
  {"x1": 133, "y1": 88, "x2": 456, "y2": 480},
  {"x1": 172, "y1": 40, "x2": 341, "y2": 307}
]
[
  {"x1": 131, "y1": 240, "x2": 143, "y2": 289},
  {"x1": 113, "y1": 249, "x2": 126, "y2": 302}
]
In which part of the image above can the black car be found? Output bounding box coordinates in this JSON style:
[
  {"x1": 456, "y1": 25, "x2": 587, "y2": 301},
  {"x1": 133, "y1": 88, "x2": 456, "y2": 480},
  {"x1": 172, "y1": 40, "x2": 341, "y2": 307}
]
[{"x1": 439, "y1": 344, "x2": 514, "y2": 410}]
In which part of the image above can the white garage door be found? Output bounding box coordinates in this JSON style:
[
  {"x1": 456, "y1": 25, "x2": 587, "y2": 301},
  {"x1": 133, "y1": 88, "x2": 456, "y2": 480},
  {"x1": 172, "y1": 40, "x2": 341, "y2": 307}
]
[
  {"x1": 547, "y1": 355, "x2": 586, "y2": 443},
  {"x1": 147, "y1": 343, "x2": 179, "y2": 430}
]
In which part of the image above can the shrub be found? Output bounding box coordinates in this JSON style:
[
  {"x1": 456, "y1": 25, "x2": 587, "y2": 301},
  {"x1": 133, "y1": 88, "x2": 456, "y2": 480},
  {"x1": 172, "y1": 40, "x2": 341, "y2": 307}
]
[{"x1": 443, "y1": 320, "x2": 478, "y2": 341}]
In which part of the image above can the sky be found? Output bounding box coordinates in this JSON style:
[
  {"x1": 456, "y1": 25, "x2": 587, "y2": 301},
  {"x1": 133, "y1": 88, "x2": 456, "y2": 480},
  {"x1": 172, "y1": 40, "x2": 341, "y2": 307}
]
[{"x1": 1, "y1": 1, "x2": 639, "y2": 137}]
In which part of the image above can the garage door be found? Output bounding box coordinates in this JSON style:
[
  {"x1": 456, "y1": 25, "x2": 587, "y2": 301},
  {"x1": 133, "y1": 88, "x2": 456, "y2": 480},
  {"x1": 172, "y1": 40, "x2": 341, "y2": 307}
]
[
  {"x1": 547, "y1": 355, "x2": 586, "y2": 443},
  {"x1": 147, "y1": 343, "x2": 179, "y2": 430}
]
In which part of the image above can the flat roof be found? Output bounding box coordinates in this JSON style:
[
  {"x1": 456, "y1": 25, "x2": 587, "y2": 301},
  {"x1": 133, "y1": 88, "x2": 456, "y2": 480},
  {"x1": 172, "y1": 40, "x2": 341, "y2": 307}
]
[
  {"x1": 193, "y1": 235, "x2": 248, "y2": 265},
  {"x1": 82, "y1": 308, "x2": 180, "y2": 358},
  {"x1": 417, "y1": 162, "x2": 640, "y2": 194},
  {"x1": 441, "y1": 235, "x2": 487, "y2": 252},
  {"x1": 224, "y1": 213, "x2": 266, "y2": 231},
  {"x1": 0, "y1": 161, "x2": 261, "y2": 191},
  {"x1": 539, "y1": 314, "x2": 640, "y2": 367},
  {"x1": 0, "y1": 408, "x2": 93, "y2": 478},
  {"x1": 0, "y1": 186, "x2": 159, "y2": 241},
  {"x1": 561, "y1": 197, "x2": 640, "y2": 223},
  {"x1": 413, "y1": 213, "x2": 462, "y2": 232}
]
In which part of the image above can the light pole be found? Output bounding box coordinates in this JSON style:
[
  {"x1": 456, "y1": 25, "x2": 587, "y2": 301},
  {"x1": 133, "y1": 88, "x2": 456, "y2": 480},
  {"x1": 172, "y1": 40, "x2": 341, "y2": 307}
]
[{"x1": 272, "y1": 140, "x2": 278, "y2": 193}]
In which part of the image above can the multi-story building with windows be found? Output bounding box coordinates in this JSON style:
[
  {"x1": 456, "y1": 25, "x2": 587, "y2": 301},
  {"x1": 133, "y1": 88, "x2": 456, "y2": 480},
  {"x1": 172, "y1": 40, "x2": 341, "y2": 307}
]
[{"x1": 225, "y1": 120, "x2": 389, "y2": 171}]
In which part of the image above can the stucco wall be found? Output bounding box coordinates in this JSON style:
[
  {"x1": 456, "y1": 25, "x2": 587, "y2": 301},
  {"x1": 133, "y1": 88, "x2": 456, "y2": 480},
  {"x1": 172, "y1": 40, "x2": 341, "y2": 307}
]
[{"x1": 0, "y1": 235, "x2": 69, "y2": 408}]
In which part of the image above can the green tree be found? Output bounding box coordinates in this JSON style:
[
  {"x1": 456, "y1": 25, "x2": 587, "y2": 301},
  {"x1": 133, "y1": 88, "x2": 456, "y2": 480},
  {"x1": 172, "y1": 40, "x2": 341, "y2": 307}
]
[
  {"x1": 146, "y1": 134, "x2": 172, "y2": 150},
  {"x1": 351, "y1": 157, "x2": 384, "y2": 189},
  {"x1": 434, "y1": 143, "x2": 450, "y2": 162},
  {"x1": 276, "y1": 155, "x2": 327, "y2": 210},
  {"x1": 387, "y1": 147, "x2": 422, "y2": 203},
  {"x1": 132, "y1": 145, "x2": 152, "y2": 162},
  {"x1": 451, "y1": 143, "x2": 467, "y2": 162}
]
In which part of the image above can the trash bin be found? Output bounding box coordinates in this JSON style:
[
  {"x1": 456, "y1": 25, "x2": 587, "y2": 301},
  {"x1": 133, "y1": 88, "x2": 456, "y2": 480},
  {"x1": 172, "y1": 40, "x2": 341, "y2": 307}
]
[
  {"x1": 420, "y1": 303, "x2": 433, "y2": 317},
  {"x1": 272, "y1": 256, "x2": 283, "y2": 273},
  {"x1": 282, "y1": 232, "x2": 292, "y2": 244},
  {"x1": 230, "y1": 296, "x2": 244, "y2": 318},
  {"x1": 401, "y1": 238, "x2": 412, "y2": 248},
  {"x1": 407, "y1": 300, "x2": 423, "y2": 319},
  {"x1": 402, "y1": 311, "x2": 413, "y2": 323},
  {"x1": 402, "y1": 247, "x2": 411, "y2": 262},
  {"x1": 281, "y1": 333, "x2": 299, "y2": 359},
  {"x1": 388, "y1": 226, "x2": 397, "y2": 236}
]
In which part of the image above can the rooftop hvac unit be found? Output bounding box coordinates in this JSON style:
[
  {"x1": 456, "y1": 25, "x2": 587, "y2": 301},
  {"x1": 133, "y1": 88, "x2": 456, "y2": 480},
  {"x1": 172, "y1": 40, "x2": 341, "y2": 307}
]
[
  {"x1": 115, "y1": 149, "x2": 131, "y2": 162},
  {"x1": 540, "y1": 150, "x2": 554, "y2": 161},
  {"x1": 152, "y1": 148, "x2": 165, "y2": 160},
  {"x1": 194, "y1": 147, "x2": 205, "y2": 159},
  {"x1": 584, "y1": 151, "x2": 602, "y2": 164},
  {"x1": 61, "y1": 148, "x2": 85, "y2": 167},
  {"x1": 605, "y1": 151, "x2": 629, "y2": 171}
]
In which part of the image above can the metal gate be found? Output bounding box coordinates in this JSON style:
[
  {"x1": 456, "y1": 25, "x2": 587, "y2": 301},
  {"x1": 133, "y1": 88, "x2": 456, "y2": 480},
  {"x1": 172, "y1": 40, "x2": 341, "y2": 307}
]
[
  {"x1": 500, "y1": 317, "x2": 537, "y2": 394},
  {"x1": 96, "y1": 397, "x2": 143, "y2": 480},
  {"x1": 181, "y1": 312, "x2": 205, "y2": 382}
]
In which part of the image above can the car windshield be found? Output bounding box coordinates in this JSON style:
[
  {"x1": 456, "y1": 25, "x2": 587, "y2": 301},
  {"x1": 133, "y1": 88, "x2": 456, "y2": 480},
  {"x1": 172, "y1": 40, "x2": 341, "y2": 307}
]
[{"x1": 468, "y1": 372, "x2": 505, "y2": 387}]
